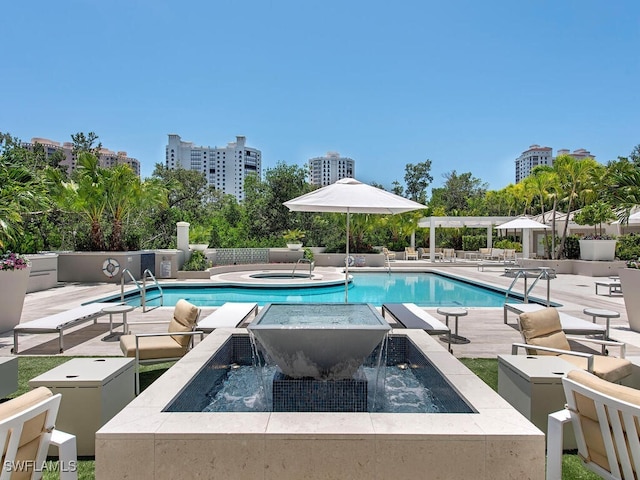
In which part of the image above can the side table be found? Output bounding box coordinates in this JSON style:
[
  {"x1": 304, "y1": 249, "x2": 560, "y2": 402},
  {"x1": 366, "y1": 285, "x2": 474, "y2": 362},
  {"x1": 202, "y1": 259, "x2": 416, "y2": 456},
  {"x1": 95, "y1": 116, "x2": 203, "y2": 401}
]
[
  {"x1": 583, "y1": 307, "x2": 619, "y2": 342},
  {"x1": 436, "y1": 307, "x2": 469, "y2": 346},
  {"x1": 29, "y1": 357, "x2": 135, "y2": 456},
  {"x1": 102, "y1": 304, "x2": 135, "y2": 335}
]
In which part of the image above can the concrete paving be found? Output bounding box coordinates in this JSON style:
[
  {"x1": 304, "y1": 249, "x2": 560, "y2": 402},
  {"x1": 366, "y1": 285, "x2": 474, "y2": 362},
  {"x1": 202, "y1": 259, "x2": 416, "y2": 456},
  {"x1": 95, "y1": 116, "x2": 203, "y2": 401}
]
[{"x1": 2, "y1": 261, "x2": 639, "y2": 359}]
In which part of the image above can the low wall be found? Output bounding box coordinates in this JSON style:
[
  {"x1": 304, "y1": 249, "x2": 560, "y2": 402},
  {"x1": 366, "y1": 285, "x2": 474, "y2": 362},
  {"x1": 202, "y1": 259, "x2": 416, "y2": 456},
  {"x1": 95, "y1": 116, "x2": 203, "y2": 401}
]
[
  {"x1": 314, "y1": 253, "x2": 385, "y2": 267},
  {"x1": 25, "y1": 253, "x2": 58, "y2": 293},
  {"x1": 518, "y1": 259, "x2": 626, "y2": 276}
]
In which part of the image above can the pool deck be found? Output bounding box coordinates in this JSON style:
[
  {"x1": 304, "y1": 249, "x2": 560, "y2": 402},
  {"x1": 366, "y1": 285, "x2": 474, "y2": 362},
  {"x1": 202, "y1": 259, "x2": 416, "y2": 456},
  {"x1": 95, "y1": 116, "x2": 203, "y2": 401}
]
[{"x1": 2, "y1": 261, "x2": 639, "y2": 359}]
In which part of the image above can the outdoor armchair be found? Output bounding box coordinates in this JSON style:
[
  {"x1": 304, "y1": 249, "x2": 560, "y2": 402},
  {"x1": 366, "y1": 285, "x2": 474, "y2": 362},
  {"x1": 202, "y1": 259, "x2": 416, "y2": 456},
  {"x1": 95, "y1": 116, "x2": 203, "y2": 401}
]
[
  {"x1": 405, "y1": 247, "x2": 418, "y2": 260},
  {"x1": 120, "y1": 299, "x2": 203, "y2": 394},
  {"x1": 512, "y1": 307, "x2": 631, "y2": 383},
  {"x1": 547, "y1": 369, "x2": 640, "y2": 480},
  {"x1": 0, "y1": 387, "x2": 78, "y2": 480}
]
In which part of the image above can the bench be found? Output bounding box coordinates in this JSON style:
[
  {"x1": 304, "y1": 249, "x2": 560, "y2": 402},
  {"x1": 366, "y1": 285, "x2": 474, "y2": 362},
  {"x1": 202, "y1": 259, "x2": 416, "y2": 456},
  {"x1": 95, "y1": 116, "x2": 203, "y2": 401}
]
[
  {"x1": 197, "y1": 302, "x2": 259, "y2": 332},
  {"x1": 13, "y1": 302, "x2": 113, "y2": 354},
  {"x1": 595, "y1": 280, "x2": 622, "y2": 296},
  {"x1": 503, "y1": 303, "x2": 606, "y2": 337},
  {"x1": 381, "y1": 303, "x2": 451, "y2": 351}
]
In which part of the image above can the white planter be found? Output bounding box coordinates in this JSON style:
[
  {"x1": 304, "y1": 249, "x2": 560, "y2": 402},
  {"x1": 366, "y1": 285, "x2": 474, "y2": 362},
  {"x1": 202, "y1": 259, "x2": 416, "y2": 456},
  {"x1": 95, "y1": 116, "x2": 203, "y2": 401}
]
[
  {"x1": 0, "y1": 265, "x2": 31, "y2": 334},
  {"x1": 189, "y1": 244, "x2": 209, "y2": 252},
  {"x1": 287, "y1": 243, "x2": 303, "y2": 251},
  {"x1": 578, "y1": 240, "x2": 617, "y2": 261},
  {"x1": 619, "y1": 268, "x2": 640, "y2": 332}
]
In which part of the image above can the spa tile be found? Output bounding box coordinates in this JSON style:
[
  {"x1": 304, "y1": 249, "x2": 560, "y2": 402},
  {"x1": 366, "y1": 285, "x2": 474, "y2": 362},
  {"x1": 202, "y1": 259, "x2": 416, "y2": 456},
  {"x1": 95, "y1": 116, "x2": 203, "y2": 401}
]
[
  {"x1": 95, "y1": 437, "x2": 155, "y2": 480},
  {"x1": 267, "y1": 412, "x2": 374, "y2": 436}
]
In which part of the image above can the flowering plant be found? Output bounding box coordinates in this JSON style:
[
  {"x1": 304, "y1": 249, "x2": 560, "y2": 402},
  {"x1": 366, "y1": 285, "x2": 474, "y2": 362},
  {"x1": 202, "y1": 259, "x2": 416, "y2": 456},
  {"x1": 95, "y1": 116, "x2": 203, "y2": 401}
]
[
  {"x1": 0, "y1": 252, "x2": 30, "y2": 271},
  {"x1": 583, "y1": 234, "x2": 614, "y2": 240}
]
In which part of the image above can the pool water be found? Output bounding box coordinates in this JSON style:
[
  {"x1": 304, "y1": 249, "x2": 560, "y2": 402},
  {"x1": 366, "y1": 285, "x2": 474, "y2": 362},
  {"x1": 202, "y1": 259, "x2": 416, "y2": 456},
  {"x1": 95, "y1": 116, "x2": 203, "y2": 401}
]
[{"x1": 115, "y1": 272, "x2": 511, "y2": 307}]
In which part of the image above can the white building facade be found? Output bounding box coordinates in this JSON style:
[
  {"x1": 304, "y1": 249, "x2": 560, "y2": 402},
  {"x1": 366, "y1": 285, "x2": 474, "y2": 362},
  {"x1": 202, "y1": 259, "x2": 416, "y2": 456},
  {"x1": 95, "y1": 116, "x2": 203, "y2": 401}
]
[
  {"x1": 166, "y1": 135, "x2": 261, "y2": 201},
  {"x1": 308, "y1": 151, "x2": 355, "y2": 186},
  {"x1": 515, "y1": 145, "x2": 595, "y2": 183}
]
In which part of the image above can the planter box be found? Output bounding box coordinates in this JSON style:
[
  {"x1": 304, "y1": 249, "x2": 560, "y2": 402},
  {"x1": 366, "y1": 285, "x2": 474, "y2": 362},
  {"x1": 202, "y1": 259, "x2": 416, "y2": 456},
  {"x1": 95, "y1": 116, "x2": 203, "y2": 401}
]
[
  {"x1": 176, "y1": 270, "x2": 212, "y2": 280},
  {"x1": 619, "y1": 268, "x2": 640, "y2": 332},
  {"x1": 26, "y1": 253, "x2": 58, "y2": 293},
  {"x1": 0, "y1": 266, "x2": 31, "y2": 334},
  {"x1": 579, "y1": 240, "x2": 617, "y2": 261}
]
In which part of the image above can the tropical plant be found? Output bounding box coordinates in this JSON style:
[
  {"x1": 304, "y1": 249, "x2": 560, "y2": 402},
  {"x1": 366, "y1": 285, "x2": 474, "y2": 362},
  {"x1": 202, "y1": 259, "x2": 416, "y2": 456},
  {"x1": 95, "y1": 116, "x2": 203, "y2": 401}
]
[
  {"x1": 573, "y1": 201, "x2": 616, "y2": 236},
  {"x1": 182, "y1": 250, "x2": 210, "y2": 271},
  {"x1": 283, "y1": 228, "x2": 305, "y2": 244}
]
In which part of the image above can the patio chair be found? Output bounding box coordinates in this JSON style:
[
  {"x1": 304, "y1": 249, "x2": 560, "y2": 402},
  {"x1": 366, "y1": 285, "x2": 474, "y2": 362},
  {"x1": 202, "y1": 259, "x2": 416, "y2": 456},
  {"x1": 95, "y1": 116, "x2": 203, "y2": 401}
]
[
  {"x1": 547, "y1": 369, "x2": 640, "y2": 480},
  {"x1": 442, "y1": 248, "x2": 456, "y2": 262},
  {"x1": 0, "y1": 387, "x2": 78, "y2": 480},
  {"x1": 120, "y1": 299, "x2": 203, "y2": 394},
  {"x1": 405, "y1": 247, "x2": 418, "y2": 260},
  {"x1": 382, "y1": 247, "x2": 396, "y2": 261},
  {"x1": 503, "y1": 249, "x2": 517, "y2": 263},
  {"x1": 512, "y1": 307, "x2": 631, "y2": 383}
]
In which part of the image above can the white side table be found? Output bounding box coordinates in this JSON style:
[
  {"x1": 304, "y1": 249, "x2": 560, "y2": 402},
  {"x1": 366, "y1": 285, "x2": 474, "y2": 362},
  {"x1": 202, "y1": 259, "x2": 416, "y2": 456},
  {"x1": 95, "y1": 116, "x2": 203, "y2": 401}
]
[
  {"x1": 102, "y1": 304, "x2": 135, "y2": 335},
  {"x1": 436, "y1": 307, "x2": 469, "y2": 345},
  {"x1": 583, "y1": 307, "x2": 619, "y2": 341},
  {"x1": 29, "y1": 357, "x2": 135, "y2": 456}
]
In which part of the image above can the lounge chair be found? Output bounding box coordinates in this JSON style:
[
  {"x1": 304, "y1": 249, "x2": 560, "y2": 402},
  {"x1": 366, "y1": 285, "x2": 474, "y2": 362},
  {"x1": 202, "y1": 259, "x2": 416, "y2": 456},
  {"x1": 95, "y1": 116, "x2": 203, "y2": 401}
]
[
  {"x1": 120, "y1": 299, "x2": 203, "y2": 394},
  {"x1": 512, "y1": 307, "x2": 631, "y2": 383},
  {"x1": 442, "y1": 248, "x2": 456, "y2": 262},
  {"x1": 547, "y1": 369, "x2": 640, "y2": 480},
  {"x1": 197, "y1": 302, "x2": 259, "y2": 332},
  {"x1": 13, "y1": 302, "x2": 113, "y2": 354},
  {"x1": 503, "y1": 302, "x2": 607, "y2": 337},
  {"x1": 381, "y1": 303, "x2": 451, "y2": 351},
  {"x1": 595, "y1": 279, "x2": 622, "y2": 296},
  {"x1": 405, "y1": 247, "x2": 418, "y2": 260},
  {"x1": 0, "y1": 387, "x2": 78, "y2": 480}
]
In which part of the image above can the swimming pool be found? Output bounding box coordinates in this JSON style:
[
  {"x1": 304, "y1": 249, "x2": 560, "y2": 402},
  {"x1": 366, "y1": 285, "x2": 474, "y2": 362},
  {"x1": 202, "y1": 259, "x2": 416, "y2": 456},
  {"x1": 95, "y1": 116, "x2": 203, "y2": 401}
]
[{"x1": 107, "y1": 272, "x2": 517, "y2": 307}]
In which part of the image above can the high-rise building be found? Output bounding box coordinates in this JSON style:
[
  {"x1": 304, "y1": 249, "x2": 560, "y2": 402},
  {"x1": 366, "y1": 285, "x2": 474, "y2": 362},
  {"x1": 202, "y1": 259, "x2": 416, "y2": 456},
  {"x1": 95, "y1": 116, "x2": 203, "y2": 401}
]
[
  {"x1": 515, "y1": 145, "x2": 595, "y2": 183},
  {"x1": 308, "y1": 151, "x2": 355, "y2": 186},
  {"x1": 165, "y1": 135, "x2": 261, "y2": 202},
  {"x1": 23, "y1": 138, "x2": 141, "y2": 176}
]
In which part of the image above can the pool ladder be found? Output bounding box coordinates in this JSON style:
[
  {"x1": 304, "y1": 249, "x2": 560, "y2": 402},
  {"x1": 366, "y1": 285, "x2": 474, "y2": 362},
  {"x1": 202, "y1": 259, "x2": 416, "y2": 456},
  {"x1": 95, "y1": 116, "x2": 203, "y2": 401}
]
[
  {"x1": 120, "y1": 268, "x2": 163, "y2": 312},
  {"x1": 291, "y1": 258, "x2": 313, "y2": 278},
  {"x1": 504, "y1": 267, "x2": 556, "y2": 305}
]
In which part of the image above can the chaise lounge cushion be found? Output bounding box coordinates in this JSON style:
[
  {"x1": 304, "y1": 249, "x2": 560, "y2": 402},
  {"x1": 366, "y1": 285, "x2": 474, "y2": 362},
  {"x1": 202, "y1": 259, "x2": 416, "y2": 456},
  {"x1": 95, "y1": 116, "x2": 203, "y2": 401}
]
[
  {"x1": 519, "y1": 308, "x2": 571, "y2": 353},
  {"x1": 0, "y1": 386, "x2": 53, "y2": 478},
  {"x1": 566, "y1": 369, "x2": 640, "y2": 472}
]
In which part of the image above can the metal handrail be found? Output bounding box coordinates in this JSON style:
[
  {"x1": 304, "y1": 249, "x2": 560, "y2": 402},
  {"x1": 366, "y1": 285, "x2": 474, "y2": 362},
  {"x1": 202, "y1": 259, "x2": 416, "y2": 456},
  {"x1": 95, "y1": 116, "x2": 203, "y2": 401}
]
[
  {"x1": 141, "y1": 269, "x2": 163, "y2": 312},
  {"x1": 504, "y1": 267, "x2": 556, "y2": 305},
  {"x1": 291, "y1": 258, "x2": 313, "y2": 278},
  {"x1": 120, "y1": 268, "x2": 163, "y2": 312}
]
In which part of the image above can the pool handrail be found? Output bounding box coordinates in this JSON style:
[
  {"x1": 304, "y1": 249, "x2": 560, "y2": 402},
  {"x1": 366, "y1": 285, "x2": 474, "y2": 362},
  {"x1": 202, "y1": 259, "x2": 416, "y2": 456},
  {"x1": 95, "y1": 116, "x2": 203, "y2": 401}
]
[{"x1": 120, "y1": 268, "x2": 163, "y2": 312}]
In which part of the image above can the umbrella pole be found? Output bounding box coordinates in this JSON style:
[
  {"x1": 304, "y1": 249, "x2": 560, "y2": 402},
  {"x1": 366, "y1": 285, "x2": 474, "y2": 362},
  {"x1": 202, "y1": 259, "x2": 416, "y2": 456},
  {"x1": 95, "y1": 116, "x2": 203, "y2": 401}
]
[{"x1": 345, "y1": 210, "x2": 350, "y2": 302}]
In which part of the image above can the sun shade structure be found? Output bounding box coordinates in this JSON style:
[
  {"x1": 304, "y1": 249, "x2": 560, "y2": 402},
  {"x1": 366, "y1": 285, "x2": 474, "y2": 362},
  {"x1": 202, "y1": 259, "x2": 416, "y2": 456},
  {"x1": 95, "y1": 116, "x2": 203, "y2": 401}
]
[
  {"x1": 284, "y1": 178, "x2": 426, "y2": 302},
  {"x1": 496, "y1": 216, "x2": 549, "y2": 259}
]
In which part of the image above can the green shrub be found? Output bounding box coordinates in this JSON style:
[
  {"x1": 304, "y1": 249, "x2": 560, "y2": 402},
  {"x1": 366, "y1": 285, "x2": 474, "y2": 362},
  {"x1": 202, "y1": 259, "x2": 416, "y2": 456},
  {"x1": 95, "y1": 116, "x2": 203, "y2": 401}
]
[
  {"x1": 182, "y1": 250, "x2": 210, "y2": 271},
  {"x1": 462, "y1": 235, "x2": 487, "y2": 251},
  {"x1": 616, "y1": 233, "x2": 640, "y2": 260},
  {"x1": 493, "y1": 239, "x2": 522, "y2": 252},
  {"x1": 563, "y1": 235, "x2": 580, "y2": 259}
]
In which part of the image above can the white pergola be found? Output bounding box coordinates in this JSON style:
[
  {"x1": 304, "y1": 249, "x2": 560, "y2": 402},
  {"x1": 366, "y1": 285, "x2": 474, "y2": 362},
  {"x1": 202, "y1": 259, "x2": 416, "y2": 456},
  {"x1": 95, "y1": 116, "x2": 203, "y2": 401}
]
[{"x1": 417, "y1": 216, "x2": 515, "y2": 262}]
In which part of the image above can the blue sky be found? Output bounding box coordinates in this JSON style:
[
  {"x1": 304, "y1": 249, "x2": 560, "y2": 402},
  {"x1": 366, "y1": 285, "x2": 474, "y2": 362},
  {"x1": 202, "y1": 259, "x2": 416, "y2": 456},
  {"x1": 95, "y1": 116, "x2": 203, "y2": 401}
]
[{"x1": 3, "y1": 1, "x2": 639, "y2": 192}]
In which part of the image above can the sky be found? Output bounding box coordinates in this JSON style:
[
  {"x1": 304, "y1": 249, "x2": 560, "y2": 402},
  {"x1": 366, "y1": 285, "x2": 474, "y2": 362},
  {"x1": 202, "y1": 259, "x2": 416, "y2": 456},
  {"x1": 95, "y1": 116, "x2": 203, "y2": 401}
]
[{"x1": 3, "y1": 1, "x2": 639, "y2": 192}]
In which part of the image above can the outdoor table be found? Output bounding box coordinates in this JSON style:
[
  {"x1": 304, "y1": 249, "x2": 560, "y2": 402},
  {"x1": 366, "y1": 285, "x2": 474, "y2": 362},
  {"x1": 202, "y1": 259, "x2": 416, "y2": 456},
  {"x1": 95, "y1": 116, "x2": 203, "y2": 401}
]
[
  {"x1": 102, "y1": 304, "x2": 134, "y2": 335},
  {"x1": 583, "y1": 307, "x2": 619, "y2": 342},
  {"x1": 436, "y1": 307, "x2": 469, "y2": 344}
]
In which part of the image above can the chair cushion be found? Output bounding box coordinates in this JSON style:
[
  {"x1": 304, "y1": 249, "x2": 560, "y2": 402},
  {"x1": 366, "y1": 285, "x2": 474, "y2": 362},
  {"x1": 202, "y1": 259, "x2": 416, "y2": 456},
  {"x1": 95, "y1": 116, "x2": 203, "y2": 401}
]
[
  {"x1": 566, "y1": 369, "x2": 640, "y2": 473},
  {"x1": 0, "y1": 387, "x2": 53, "y2": 478},
  {"x1": 560, "y1": 355, "x2": 632, "y2": 383},
  {"x1": 120, "y1": 334, "x2": 186, "y2": 360},
  {"x1": 170, "y1": 299, "x2": 199, "y2": 346},
  {"x1": 519, "y1": 308, "x2": 571, "y2": 353}
]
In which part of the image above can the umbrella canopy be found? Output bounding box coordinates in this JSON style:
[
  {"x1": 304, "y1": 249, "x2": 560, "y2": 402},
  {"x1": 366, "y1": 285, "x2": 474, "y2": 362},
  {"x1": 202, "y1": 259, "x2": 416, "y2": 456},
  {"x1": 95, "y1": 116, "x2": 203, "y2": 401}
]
[
  {"x1": 284, "y1": 178, "x2": 426, "y2": 301},
  {"x1": 496, "y1": 216, "x2": 549, "y2": 260}
]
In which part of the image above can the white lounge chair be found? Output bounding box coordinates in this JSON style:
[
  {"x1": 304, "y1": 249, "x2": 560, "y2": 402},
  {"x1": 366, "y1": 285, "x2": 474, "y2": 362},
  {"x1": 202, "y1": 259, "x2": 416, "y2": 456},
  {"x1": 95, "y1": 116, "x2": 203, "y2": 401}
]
[
  {"x1": 13, "y1": 302, "x2": 113, "y2": 354},
  {"x1": 547, "y1": 369, "x2": 640, "y2": 480},
  {"x1": 197, "y1": 302, "x2": 259, "y2": 332},
  {"x1": 0, "y1": 387, "x2": 78, "y2": 480},
  {"x1": 382, "y1": 303, "x2": 451, "y2": 351},
  {"x1": 503, "y1": 303, "x2": 606, "y2": 337}
]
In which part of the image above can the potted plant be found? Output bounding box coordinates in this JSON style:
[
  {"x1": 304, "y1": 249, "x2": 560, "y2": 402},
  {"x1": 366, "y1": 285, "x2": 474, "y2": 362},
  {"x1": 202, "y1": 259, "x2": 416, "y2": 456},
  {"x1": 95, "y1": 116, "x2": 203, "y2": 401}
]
[
  {"x1": 283, "y1": 229, "x2": 305, "y2": 250},
  {"x1": 189, "y1": 225, "x2": 211, "y2": 251},
  {"x1": 574, "y1": 202, "x2": 617, "y2": 261},
  {"x1": 620, "y1": 258, "x2": 640, "y2": 331},
  {"x1": 0, "y1": 251, "x2": 31, "y2": 333}
]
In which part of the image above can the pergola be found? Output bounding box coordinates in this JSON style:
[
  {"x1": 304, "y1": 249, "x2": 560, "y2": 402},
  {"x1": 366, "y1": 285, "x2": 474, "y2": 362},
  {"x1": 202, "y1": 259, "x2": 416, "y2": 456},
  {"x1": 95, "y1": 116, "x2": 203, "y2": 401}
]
[{"x1": 417, "y1": 216, "x2": 515, "y2": 262}]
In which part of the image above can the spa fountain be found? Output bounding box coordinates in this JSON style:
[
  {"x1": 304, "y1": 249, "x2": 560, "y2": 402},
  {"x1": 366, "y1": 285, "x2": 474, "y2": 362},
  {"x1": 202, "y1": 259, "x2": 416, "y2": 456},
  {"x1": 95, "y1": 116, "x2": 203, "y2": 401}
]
[{"x1": 96, "y1": 303, "x2": 546, "y2": 479}]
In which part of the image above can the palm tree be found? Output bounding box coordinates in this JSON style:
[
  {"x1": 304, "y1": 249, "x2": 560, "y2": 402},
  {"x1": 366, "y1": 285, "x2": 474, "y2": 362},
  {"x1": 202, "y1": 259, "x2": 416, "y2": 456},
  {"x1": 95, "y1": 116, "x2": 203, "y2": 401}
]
[{"x1": 525, "y1": 167, "x2": 558, "y2": 258}]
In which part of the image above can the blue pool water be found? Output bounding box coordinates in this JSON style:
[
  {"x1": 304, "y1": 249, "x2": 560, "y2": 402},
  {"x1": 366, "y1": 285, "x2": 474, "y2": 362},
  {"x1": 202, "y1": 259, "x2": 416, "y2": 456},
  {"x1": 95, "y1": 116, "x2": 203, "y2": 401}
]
[{"x1": 112, "y1": 272, "x2": 513, "y2": 307}]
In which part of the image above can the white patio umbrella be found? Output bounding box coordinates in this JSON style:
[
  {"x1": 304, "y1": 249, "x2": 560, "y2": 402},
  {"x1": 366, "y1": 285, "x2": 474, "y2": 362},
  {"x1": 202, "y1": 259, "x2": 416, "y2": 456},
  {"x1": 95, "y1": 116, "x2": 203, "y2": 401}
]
[
  {"x1": 284, "y1": 178, "x2": 426, "y2": 302},
  {"x1": 496, "y1": 216, "x2": 549, "y2": 259}
]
